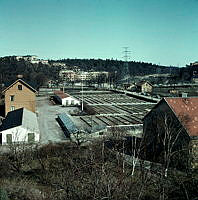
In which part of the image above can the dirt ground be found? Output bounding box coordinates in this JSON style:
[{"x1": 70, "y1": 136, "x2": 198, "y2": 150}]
[{"x1": 36, "y1": 96, "x2": 80, "y2": 144}]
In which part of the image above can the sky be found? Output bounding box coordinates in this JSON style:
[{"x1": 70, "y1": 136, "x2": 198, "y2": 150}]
[{"x1": 0, "y1": 0, "x2": 198, "y2": 66}]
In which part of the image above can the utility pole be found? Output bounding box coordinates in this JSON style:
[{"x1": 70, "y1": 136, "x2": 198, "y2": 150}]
[
  {"x1": 122, "y1": 47, "x2": 131, "y2": 83},
  {"x1": 81, "y1": 72, "x2": 84, "y2": 112}
]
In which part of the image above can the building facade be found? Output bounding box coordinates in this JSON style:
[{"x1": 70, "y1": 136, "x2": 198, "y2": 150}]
[
  {"x1": 0, "y1": 108, "x2": 40, "y2": 145},
  {"x1": 136, "y1": 81, "x2": 153, "y2": 93},
  {"x1": 54, "y1": 91, "x2": 80, "y2": 106},
  {"x1": 143, "y1": 97, "x2": 198, "y2": 170},
  {"x1": 3, "y1": 79, "x2": 37, "y2": 116}
]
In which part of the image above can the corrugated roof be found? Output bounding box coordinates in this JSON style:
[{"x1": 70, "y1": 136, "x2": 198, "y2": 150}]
[
  {"x1": 57, "y1": 113, "x2": 78, "y2": 134},
  {"x1": 165, "y1": 97, "x2": 198, "y2": 136},
  {"x1": 54, "y1": 90, "x2": 70, "y2": 99}
]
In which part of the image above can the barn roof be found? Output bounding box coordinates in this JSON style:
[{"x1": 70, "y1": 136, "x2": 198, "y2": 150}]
[
  {"x1": 164, "y1": 97, "x2": 198, "y2": 137},
  {"x1": 54, "y1": 90, "x2": 70, "y2": 99}
]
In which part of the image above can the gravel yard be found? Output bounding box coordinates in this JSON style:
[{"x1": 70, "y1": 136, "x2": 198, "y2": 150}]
[{"x1": 36, "y1": 96, "x2": 80, "y2": 144}]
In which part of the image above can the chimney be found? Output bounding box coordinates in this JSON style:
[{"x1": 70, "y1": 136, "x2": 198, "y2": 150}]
[{"x1": 17, "y1": 74, "x2": 23, "y2": 79}]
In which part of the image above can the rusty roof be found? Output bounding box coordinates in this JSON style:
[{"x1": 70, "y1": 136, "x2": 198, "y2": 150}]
[
  {"x1": 54, "y1": 90, "x2": 70, "y2": 99},
  {"x1": 165, "y1": 97, "x2": 198, "y2": 136}
]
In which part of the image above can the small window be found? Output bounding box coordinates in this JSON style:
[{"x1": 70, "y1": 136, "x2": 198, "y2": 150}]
[
  {"x1": 18, "y1": 85, "x2": 22, "y2": 90},
  {"x1": 11, "y1": 106, "x2": 15, "y2": 111},
  {"x1": 28, "y1": 133, "x2": 35, "y2": 143},
  {"x1": 10, "y1": 95, "x2": 15, "y2": 101},
  {"x1": 6, "y1": 134, "x2": 12, "y2": 144}
]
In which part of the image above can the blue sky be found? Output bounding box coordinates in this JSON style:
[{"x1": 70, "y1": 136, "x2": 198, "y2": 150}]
[{"x1": 0, "y1": 0, "x2": 197, "y2": 66}]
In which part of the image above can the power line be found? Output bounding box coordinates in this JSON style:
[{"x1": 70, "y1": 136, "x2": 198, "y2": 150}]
[
  {"x1": 122, "y1": 47, "x2": 131, "y2": 82},
  {"x1": 122, "y1": 47, "x2": 131, "y2": 62}
]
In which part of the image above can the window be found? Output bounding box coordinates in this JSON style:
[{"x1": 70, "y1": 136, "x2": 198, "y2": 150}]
[
  {"x1": 28, "y1": 133, "x2": 35, "y2": 143},
  {"x1": 6, "y1": 134, "x2": 12, "y2": 144},
  {"x1": 11, "y1": 106, "x2": 15, "y2": 111},
  {"x1": 0, "y1": 133, "x2": 2, "y2": 144},
  {"x1": 18, "y1": 85, "x2": 22, "y2": 90},
  {"x1": 65, "y1": 100, "x2": 69, "y2": 106},
  {"x1": 71, "y1": 100, "x2": 74, "y2": 105},
  {"x1": 10, "y1": 95, "x2": 15, "y2": 101}
]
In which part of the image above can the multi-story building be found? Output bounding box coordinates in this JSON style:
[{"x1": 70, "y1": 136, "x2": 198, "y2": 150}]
[
  {"x1": 77, "y1": 71, "x2": 109, "y2": 81},
  {"x1": 77, "y1": 72, "x2": 91, "y2": 81},
  {"x1": 59, "y1": 70, "x2": 77, "y2": 81},
  {"x1": 89, "y1": 71, "x2": 109, "y2": 79},
  {"x1": 2, "y1": 79, "x2": 37, "y2": 116},
  {"x1": 59, "y1": 69, "x2": 109, "y2": 82},
  {"x1": 15, "y1": 55, "x2": 49, "y2": 65}
]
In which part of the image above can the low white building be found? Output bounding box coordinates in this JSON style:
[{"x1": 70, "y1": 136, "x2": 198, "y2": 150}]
[
  {"x1": 0, "y1": 108, "x2": 40, "y2": 145},
  {"x1": 52, "y1": 62, "x2": 66, "y2": 67},
  {"x1": 54, "y1": 91, "x2": 80, "y2": 106}
]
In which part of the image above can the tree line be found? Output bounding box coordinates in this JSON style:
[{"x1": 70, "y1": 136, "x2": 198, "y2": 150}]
[
  {"x1": 53, "y1": 58, "x2": 175, "y2": 76},
  {"x1": 0, "y1": 57, "x2": 59, "y2": 90},
  {"x1": 0, "y1": 56, "x2": 179, "y2": 90}
]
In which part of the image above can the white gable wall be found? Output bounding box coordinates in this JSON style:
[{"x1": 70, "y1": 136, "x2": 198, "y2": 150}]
[
  {"x1": 1, "y1": 126, "x2": 40, "y2": 145},
  {"x1": 62, "y1": 96, "x2": 80, "y2": 106}
]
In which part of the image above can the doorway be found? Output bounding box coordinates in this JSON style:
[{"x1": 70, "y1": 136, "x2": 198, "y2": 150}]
[{"x1": 0, "y1": 133, "x2": 2, "y2": 145}]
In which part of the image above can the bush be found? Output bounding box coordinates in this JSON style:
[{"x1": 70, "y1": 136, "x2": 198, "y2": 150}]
[{"x1": 0, "y1": 188, "x2": 8, "y2": 200}]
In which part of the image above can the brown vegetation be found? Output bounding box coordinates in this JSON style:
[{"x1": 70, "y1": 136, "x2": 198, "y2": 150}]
[{"x1": 0, "y1": 141, "x2": 197, "y2": 200}]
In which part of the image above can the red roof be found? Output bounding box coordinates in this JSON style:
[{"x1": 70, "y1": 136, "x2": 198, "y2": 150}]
[
  {"x1": 165, "y1": 97, "x2": 198, "y2": 136},
  {"x1": 54, "y1": 90, "x2": 70, "y2": 99}
]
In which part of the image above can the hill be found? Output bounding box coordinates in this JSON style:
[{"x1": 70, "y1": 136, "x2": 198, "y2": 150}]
[
  {"x1": 53, "y1": 58, "x2": 177, "y2": 76},
  {"x1": 0, "y1": 56, "x2": 179, "y2": 89}
]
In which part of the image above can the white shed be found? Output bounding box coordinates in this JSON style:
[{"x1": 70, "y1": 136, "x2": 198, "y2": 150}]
[
  {"x1": 54, "y1": 91, "x2": 80, "y2": 106},
  {"x1": 0, "y1": 108, "x2": 40, "y2": 145},
  {"x1": 62, "y1": 96, "x2": 80, "y2": 106}
]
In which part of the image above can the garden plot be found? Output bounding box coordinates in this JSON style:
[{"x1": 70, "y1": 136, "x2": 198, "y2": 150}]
[
  {"x1": 75, "y1": 114, "x2": 143, "y2": 130},
  {"x1": 91, "y1": 105, "x2": 122, "y2": 115},
  {"x1": 115, "y1": 104, "x2": 155, "y2": 115},
  {"x1": 71, "y1": 92, "x2": 155, "y2": 133},
  {"x1": 50, "y1": 90, "x2": 157, "y2": 137},
  {"x1": 89, "y1": 103, "x2": 155, "y2": 116},
  {"x1": 73, "y1": 93, "x2": 147, "y2": 105}
]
